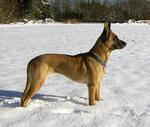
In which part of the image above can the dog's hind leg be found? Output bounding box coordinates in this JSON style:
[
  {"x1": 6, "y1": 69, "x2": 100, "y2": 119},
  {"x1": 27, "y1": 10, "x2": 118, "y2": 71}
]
[
  {"x1": 21, "y1": 64, "x2": 50, "y2": 107},
  {"x1": 21, "y1": 62, "x2": 33, "y2": 106},
  {"x1": 21, "y1": 76, "x2": 31, "y2": 105},
  {"x1": 21, "y1": 79, "x2": 45, "y2": 107}
]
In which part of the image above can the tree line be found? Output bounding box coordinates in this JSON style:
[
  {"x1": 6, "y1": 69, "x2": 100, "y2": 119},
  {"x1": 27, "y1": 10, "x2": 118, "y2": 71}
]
[{"x1": 0, "y1": 0, "x2": 149, "y2": 23}]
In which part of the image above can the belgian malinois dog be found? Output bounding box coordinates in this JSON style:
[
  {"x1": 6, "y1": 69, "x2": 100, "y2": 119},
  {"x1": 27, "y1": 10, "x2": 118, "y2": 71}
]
[{"x1": 21, "y1": 22, "x2": 126, "y2": 107}]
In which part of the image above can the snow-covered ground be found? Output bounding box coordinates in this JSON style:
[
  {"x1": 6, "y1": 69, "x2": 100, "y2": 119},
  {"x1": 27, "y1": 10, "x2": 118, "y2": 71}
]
[{"x1": 0, "y1": 23, "x2": 150, "y2": 127}]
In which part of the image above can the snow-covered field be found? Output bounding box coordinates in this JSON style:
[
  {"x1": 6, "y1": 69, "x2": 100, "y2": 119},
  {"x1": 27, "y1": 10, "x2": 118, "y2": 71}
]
[{"x1": 0, "y1": 23, "x2": 150, "y2": 127}]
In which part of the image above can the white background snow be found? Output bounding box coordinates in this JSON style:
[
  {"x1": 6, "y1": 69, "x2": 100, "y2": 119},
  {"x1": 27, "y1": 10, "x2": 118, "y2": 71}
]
[{"x1": 0, "y1": 23, "x2": 150, "y2": 127}]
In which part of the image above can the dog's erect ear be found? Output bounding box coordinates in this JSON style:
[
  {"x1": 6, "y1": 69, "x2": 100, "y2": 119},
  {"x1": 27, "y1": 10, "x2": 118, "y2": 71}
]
[
  {"x1": 104, "y1": 21, "x2": 111, "y2": 31},
  {"x1": 100, "y1": 22, "x2": 111, "y2": 42}
]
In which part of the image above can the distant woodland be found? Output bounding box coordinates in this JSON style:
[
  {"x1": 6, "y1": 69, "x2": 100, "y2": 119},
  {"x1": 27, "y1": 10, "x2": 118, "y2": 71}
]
[{"x1": 0, "y1": 0, "x2": 150, "y2": 23}]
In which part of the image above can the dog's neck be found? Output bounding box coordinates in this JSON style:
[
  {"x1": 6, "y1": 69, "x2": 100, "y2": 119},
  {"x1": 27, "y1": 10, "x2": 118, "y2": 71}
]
[{"x1": 89, "y1": 39, "x2": 111, "y2": 63}]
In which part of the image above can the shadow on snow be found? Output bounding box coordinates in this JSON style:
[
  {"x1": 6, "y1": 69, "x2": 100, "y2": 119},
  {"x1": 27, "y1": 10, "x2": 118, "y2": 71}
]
[{"x1": 0, "y1": 90, "x2": 87, "y2": 108}]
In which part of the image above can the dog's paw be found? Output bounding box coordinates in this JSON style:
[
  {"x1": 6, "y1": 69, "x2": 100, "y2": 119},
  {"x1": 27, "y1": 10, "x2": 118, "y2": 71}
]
[{"x1": 89, "y1": 102, "x2": 96, "y2": 106}]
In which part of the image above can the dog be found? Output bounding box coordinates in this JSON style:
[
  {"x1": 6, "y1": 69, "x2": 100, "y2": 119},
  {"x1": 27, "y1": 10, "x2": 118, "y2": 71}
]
[{"x1": 21, "y1": 22, "x2": 126, "y2": 107}]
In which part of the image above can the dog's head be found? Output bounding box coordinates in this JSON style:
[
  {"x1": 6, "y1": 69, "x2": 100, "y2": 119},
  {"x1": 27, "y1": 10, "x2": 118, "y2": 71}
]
[{"x1": 100, "y1": 22, "x2": 126, "y2": 50}]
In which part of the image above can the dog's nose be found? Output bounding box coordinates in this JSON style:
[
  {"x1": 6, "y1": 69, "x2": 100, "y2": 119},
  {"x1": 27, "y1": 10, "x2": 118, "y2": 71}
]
[
  {"x1": 122, "y1": 41, "x2": 127, "y2": 47},
  {"x1": 123, "y1": 42, "x2": 127, "y2": 46}
]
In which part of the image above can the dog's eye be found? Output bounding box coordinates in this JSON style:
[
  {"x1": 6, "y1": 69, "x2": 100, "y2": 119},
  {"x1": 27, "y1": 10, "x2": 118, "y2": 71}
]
[
  {"x1": 113, "y1": 37, "x2": 116, "y2": 41},
  {"x1": 113, "y1": 36, "x2": 118, "y2": 41}
]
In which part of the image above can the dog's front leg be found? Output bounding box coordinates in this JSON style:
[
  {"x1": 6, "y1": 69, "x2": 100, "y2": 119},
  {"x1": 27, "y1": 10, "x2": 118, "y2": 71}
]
[
  {"x1": 88, "y1": 84, "x2": 96, "y2": 106},
  {"x1": 95, "y1": 83, "x2": 103, "y2": 101},
  {"x1": 95, "y1": 84, "x2": 100, "y2": 101}
]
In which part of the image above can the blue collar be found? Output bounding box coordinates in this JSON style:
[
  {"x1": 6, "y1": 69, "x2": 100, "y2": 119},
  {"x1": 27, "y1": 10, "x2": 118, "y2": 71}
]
[{"x1": 89, "y1": 53, "x2": 106, "y2": 67}]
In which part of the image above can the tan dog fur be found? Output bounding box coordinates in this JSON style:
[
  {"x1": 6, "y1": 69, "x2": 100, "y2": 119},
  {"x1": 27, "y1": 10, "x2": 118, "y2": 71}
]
[{"x1": 21, "y1": 22, "x2": 126, "y2": 107}]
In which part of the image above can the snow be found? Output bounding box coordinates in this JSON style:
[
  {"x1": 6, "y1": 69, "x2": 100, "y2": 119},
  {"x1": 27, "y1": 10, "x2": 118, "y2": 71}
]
[
  {"x1": 127, "y1": 19, "x2": 150, "y2": 25},
  {"x1": 0, "y1": 23, "x2": 150, "y2": 127},
  {"x1": 9, "y1": 18, "x2": 55, "y2": 25}
]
